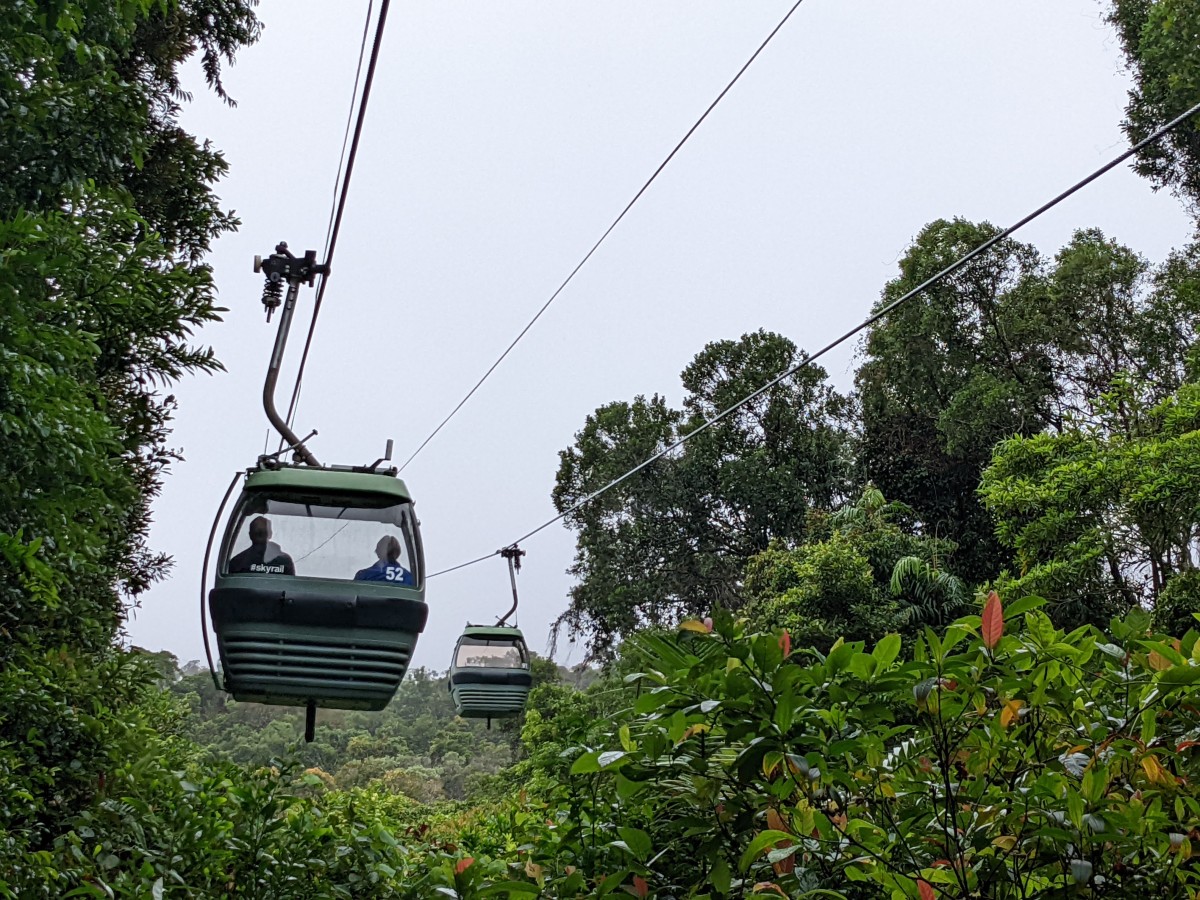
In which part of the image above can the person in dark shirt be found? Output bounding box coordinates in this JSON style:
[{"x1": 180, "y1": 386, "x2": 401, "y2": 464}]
[
  {"x1": 354, "y1": 535, "x2": 412, "y2": 585},
  {"x1": 227, "y1": 516, "x2": 296, "y2": 576}
]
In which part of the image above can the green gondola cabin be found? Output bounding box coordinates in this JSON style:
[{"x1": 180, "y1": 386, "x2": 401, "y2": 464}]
[
  {"x1": 208, "y1": 465, "x2": 427, "y2": 712},
  {"x1": 449, "y1": 625, "x2": 532, "y2": 720}
]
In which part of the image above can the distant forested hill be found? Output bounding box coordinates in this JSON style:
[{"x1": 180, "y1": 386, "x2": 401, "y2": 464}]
[{"x1": 154, "y1": 653, "x2": 598, "y2": 802}]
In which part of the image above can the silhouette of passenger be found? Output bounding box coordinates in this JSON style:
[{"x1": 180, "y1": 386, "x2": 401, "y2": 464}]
[
  {"x1": 354, "y1": 535, "x2": 412, "y2": 585},
  {"x1": 227, "y1": 516, "x2": 296, "y2": 576}
]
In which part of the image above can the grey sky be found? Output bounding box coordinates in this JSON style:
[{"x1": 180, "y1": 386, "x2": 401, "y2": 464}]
[{"x1": 128, "y1": 1, "x2": 1193, "y2": 671}]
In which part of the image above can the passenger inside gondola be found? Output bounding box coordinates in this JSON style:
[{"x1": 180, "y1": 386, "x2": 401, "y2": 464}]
[
  {"x1": 353, "y1": 535, "x2": 413, "y2": 585},
  {"x1": 227, "y1": 515, "x2": 296, "y2": 575}
]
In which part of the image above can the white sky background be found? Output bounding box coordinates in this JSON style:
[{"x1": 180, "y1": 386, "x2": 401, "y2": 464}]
[{"x1": 128, "y1": 0, "x2": 1194, "y2": 671}]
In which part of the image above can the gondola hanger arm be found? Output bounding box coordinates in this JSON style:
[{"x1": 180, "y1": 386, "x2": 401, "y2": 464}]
[
  {"x1": 256, "y1": 242, "x2": 328, "y2": 467},
  {"x1": 497, "y1": 544, "x2": 525, "y2": 625}
]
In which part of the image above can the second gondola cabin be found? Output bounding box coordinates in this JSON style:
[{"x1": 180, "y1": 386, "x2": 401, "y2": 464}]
[
  {"x1": 208, "y1": 464, "x2": 427, "y2": 712},
  {"x1": 449, "y1": 625, "x2": 532, "y2": 720}
]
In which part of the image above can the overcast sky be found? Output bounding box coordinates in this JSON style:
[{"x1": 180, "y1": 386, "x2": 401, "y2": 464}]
[{"x1": 127, "y1": 0, "x2": 1194, "y2": 672}]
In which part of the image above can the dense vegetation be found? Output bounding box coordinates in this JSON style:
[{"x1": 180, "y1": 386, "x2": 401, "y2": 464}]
[{"x1": 5, "y1": 1, "x2": 1200, "y2": 897}]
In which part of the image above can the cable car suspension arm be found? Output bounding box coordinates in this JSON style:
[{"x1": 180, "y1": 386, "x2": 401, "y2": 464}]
[
  {"x1": 497, "y1": 545, "x2": 525, "y2": 626},
  {"x1": 256, "y1": 242, "x2": 328, "y2": 467}
]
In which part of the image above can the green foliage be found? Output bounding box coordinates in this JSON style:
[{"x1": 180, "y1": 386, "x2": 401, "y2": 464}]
[
  {"x1": 1110, "y1": 0, "x2": 1200, "y2": 212},
  {"x1": 509, "y1": 605, "x2": 1200, "y2": 898},
  {"x1": 982, "y1": 373, "x2": 1200, "y2": 627},
  {"x1": 554, "y1": 330, "x2": 855, "y2": 657},
  {"x1": 857, "y1": 218, "x2": 1054, "y2": 584},
  {"x1": 10, "y1": 4, "x2": 1200, "y2": 895},
  {"x1": 0, "y1": 0, "x2": 260, "y2": 881},
  {"x1": 171, "y1": 656, "x2": 599, "y2": 805},
  {"x1": 0, "y1": 647, "x2": 184, "y2": 896},
  {"x1": 743, "y1": 488, "x2": 966, "y2": 649},
  {"x1": 859, "y1": 220, "x2": 1200, "y2": 592},
  {"x1": 744, "y1": 534, "x2": 877, "y2": 649},
  {"x1": 1155, "y1": 570, "x2": 1200, "y2": 635}
]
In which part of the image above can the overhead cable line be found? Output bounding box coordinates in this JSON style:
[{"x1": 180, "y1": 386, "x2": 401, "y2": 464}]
[
  {"x1": 321, "y1": 0, "x2": 375, "y2": 276},
  {"x1": 397, "y1": 0, "x2": 810, "y2": 473},
  {"x1": 425, "y1": 98, "x2": 1200, "y2": 579},
  {"x1": 281, "y1": 0, "x2": 391, "y2": 436}
]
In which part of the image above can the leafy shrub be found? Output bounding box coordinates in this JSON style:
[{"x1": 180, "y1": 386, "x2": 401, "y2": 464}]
[{"x1": 503, "y1": 600, "x2": 1200, "y2": 897}]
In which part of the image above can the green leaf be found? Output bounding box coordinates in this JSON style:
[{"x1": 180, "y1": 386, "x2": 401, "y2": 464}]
[
  {"x1": 615, "y1": 773, "x2": 646, "y2": 801},
  {"x1": 593, "y1": 871, "x2": 631, "y2": 897},
  {"x1": 1067, "y1": 789, "x2": 1084, "y2": 830},
  {"x1": 872, "y1": 633, "x2": 901, "y2": 669},
  {"x1": 710, "y1": 858, "x2": 732, "y2": 894},
  {"x1": 1142, "y1": 709, "x2": 1158, "y2": 745},
  {"x1": 597, "y1": 750, "x2": 627, "y2": 769},
  {"x1": 826, "y1": 641, "x2": 855, "y2": 674},
  {"x1": 472, "y1": 883, "x2": 541, "y2": 898},
  {"x1": 1002, "y1": 595, "x2": 1047, "y2": 619},
  {"x1": 570, "y1": 751, "x2": 601, "y2": 775},
  {"x1": 617, "y1": 827, "x2": 652, "y2": 862},
  {"x1": 738, "y1": 830, "x2": 794, "y2": 872},
  {"x1": 849, "y1": 652, "x2": 877, "y2": 680},
  {"x1": 773, "y1": 690, "x2": 795, "y2": 733},
  {"x1": 1157, "y1": 666, "x2": 1200, "y2": 690},
  {"x1": 619, "y1": 724, "x2": 634, "y2": 751}
]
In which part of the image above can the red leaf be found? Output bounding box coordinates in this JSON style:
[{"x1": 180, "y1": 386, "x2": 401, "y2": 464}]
[
  {"x1": 632, "y1": 875, "x2": 649, "y2": 898},
  {"x1": 765, "y1": 808, "x2": 790, "y2": 834},
  {"x1": 918, "y1": 879, "x2": 936, "y2": 900},
  {"x1": 455, "y1": 858, "x2": 474, "y2": 875},
  {"x1": 982, "y1": 591, "x2": 1004, "y2": 650},
  {"x1": 778, "y1": 630, "x2": 792, "y2": 657}
]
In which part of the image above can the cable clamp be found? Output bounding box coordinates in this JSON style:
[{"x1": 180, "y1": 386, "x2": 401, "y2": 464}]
[{"x1": 499, "y1": 544, "x2": 525, "y2": 573}]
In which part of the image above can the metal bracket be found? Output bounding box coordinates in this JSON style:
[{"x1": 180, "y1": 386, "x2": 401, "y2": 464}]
[{"x1": 368, "y1": 439, "x2": 394, "y2": 472}]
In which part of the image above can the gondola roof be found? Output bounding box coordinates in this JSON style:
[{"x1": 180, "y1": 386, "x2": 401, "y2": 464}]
[
  {"x1": 244, "y1": 466, "x2": 413, "y2": 502},
  {"x1": 458, "y1": 625, "x2": 526, "y2": 642}
]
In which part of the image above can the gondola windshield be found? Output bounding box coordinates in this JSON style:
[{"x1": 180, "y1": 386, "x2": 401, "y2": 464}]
[
  {"x1": 224, "y1": 493, "x2": 421, "y2": 585},
  {"x1": 454, "y1": 635, "x2": 529, "y2": 670}
]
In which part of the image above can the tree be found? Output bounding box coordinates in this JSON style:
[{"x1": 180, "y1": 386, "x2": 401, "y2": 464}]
[
  {"x1": 0, "y1": 0, "x2": 261, "y2": 632},
  {"x1": 553, "y1": 330, "x2": 855, "y2": 657},
  {"x1": 1046, "y1": 228, "x2": 1198, "y2": 419},
  {"x1": 1109, "y1": 0, "x2": 1200, "y2": 213},
  {"x1": 981, "y1": 366, "x2": 1200, "y2": 628},
  {"x1": 984, "y1": 348, "x2": 1200, "y2": 624},
  {"x1": 857, "y1": 219, "x2": 1055, "y2": 584},
  {"x1": 0, "y1": 0, "x2": 260, "y2": 873},
  {"x1": 858, "y1": 221, "x2": 1199, "y2": 587}
]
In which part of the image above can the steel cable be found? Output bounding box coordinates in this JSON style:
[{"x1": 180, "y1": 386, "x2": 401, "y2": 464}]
[
  {"x1": 398, "y1": 0, "x2": 810, "y2": 473},
  {"x1": 282, "y1": 0, "x2": 391, "y2": 435},
  {"x1": 425, "y1": 97, "x2": 1200, "y2": 579}
]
